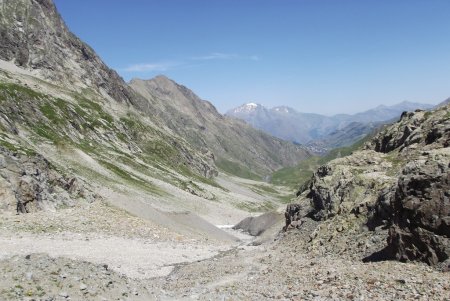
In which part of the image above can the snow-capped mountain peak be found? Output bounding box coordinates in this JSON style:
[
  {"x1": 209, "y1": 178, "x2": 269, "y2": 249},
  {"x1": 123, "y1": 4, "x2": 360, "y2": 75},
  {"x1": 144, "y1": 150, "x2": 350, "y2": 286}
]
[{"x1": 232, "y1": 102, "x2": 262, "y2": 113}]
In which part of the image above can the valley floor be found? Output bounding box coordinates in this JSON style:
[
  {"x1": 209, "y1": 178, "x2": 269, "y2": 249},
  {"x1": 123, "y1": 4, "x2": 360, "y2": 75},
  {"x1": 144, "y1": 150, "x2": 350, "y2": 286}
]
[{"x1": 1, "y1": 200, "x2": 449, "y2": 301}]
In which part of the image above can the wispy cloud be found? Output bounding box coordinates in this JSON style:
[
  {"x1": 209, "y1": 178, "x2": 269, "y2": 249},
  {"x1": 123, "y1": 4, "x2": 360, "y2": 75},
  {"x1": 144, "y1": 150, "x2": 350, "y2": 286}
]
[
  {"x1": 191, "y1": 52, "x2": 261, "y2": 62},
  {"x1": 122, "y1": 61, "x2": 178, "y2": 72},
  {"x1": 191, "y1": 52, "x2": 238, "y2": 61},
  {"x1": 121, "y1": 53, "x2": 260, "y2": 73}
]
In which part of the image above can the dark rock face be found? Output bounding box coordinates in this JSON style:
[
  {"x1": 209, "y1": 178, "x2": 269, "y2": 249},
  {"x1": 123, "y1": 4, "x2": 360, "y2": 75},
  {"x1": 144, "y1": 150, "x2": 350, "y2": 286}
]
[
  {"x1": 0, "y1": 147, "x2": 97, "y2": 213},
  {"x1": 283, "y1": 203, "x2": 302, "y2": 231},
  {"x1": 387, "y1": 156, "x2": 450, "y2": 265},
  {"x1": 369, "y1": 107, "x2": 450, "y2": 265}
]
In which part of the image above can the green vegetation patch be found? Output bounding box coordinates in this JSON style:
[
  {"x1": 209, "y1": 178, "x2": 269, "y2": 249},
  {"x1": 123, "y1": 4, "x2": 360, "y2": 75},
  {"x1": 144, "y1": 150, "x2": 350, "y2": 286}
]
[
  {"x1": 270, "y1": 158, "x2": 318, "y2": 189},
  {"x1": 39, "y1": 103, "x2": 65, "y2": 125},
  {"x1": 74, "y1": 94, "x2": 114, "y2": 127},
  {"x1": 235, "y1": 200, "x2": 276, "y2": 212},
  {"x1": 0, "y1": 137, "x2": 36, "y2": 156},
  {"x1": 34, "y1": 122, "x2": 62, "y2": 143},
  {"x1": 178, "y1": 165, "x2": 225, "y2": 190},
  {"x1": 271, "y1": 135, "x2": 373, "y2": 189},
  {"x1": 216, "y1": 158, "x2": 261, "y2": 181},
  {"x1": 250, "y1": 184, "x2": 278, "y2": 194},
  {"x1": 0, "y1": 82, "x2": 44, "y2": 102},
  {"x1": 98, "y1": 159, "x2": 164, "y2": 196}
]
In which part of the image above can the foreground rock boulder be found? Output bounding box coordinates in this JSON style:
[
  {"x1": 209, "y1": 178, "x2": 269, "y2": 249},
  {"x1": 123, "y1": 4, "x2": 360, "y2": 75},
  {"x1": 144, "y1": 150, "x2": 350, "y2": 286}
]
[{"x1": 387, "y1": 149, "x2": 450, "y2": 265}]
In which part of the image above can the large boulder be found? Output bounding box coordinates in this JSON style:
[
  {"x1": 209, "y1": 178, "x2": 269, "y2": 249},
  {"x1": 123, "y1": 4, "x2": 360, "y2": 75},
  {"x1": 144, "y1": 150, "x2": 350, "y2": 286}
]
[
  {"x1": 233, "y1": 212, "x2": 283, "y2": 236},
  {"x1": 387, "y1": 150, "x2": 450, "y2": 265}
]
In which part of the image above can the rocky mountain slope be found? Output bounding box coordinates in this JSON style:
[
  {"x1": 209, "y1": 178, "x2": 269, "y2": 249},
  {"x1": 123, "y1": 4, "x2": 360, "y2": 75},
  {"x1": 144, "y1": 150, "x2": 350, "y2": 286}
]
[
  {"x1": 0, "y1": 0, "x2": 310, "y2": 183},
  {"x1": 0, "y1": 0, "x2": 314, "y2": 225},
  {"x1": 227, "y1": 101, "x2": 434, "y2": 149},
  {"x1": 0, "y1": 5, "x2": 313, "y2": 297},
  {"x1": 291, "y1": 104, "x2": 450, "y2": 267},
  {"x1": 130, "y1": 77, "x2": 311, "y2": 176},
  {"x1": 0, "y1": 0, "x2": 135, "y2": 104}
]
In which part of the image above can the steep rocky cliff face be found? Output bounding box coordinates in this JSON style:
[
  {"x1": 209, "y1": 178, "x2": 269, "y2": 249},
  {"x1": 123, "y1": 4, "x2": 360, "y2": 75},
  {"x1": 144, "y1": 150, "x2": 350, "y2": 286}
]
[{"x1": 293, "y1": 106, "x2": 450, "y2": 267}]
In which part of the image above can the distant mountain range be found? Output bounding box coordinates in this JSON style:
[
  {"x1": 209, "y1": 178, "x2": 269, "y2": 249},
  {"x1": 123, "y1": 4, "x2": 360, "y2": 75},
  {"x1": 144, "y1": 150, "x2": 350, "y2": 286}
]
[{"x1": 226, "y1": 101, "x2": 435, "y2": 150}]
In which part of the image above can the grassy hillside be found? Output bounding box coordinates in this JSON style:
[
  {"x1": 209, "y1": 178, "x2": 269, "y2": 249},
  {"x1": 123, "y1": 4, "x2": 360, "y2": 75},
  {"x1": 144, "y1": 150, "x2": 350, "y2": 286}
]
[
  {"x1": 0, "y1": 81, "x2": 223, "y2": 193},
  {"x1": 215, "y1": 158, "x2": 261, "y2": 180},
  {"x1": 270, "y1": 135, "x2": 373, "y2": 189}
]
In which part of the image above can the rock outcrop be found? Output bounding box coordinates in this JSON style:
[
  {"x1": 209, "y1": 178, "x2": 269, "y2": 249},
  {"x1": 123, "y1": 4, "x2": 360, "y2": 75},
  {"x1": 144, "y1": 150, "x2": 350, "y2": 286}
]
[
  {"x1": 369, "y1": 108, "x2": 450, "y2": 266},
  {"x1": 0, "y1": 147, "x2": 97, "y2": 213},
  {"x1": 292, "y1": 105, "x2": 450, "y2": 266},
  {"x1": 388, "y1": 153, "x2": 450, "y2": 265},
  {"x1": 283, "y1": 203, "x2": 302, "y2": 231}
]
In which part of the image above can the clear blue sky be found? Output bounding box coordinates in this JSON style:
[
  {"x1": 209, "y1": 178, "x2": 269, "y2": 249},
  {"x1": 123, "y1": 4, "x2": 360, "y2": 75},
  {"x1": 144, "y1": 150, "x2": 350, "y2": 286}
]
[{"x1": 54, "y1": 0, "x2": 450, "y2": 115}]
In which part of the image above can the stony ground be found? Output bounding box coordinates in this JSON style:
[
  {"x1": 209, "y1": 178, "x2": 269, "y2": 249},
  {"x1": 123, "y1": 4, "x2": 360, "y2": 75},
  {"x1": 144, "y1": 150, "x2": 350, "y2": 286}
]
[
  {"x1": 149, "y1": 231, "x2": 450, "y2": 301},
  {"x1": 1, "y1": 200, "x2": 449, "y2": 301},
  {"x1": 0, "y1": 253, "x2": 151, "y2": 301}
]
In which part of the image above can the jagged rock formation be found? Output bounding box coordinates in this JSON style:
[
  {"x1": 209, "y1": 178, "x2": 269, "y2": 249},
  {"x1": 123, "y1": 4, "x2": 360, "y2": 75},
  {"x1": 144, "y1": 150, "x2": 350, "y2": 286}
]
[
  {"x1": 368, "y1": 108, "x2": 450, "y2": 266},
  {"x1": 283, "y1": 203, "x2": 302, "y2": 231},
  {"x1": 387, "y1": 155, "x2": 449, "y2": 265},
  {"x1": 293, "y1": 105, "x2": 450, "y2": 267}
]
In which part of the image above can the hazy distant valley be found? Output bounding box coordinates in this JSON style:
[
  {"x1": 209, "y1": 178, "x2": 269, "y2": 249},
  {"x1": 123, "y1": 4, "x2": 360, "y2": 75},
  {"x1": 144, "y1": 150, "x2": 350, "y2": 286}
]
[
  {"x1": 227, "y1": 101, "x2": 434, "y2": 151},
  {"x1": 0, "y1": 0, "x2": 449, "y2": 300}
]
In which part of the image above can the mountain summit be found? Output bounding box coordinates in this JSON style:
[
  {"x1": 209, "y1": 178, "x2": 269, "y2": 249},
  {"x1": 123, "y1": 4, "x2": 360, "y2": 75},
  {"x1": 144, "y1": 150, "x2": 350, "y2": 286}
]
[{"x1": 230, "y1": 102, "x2": 264, "y2": 114}]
